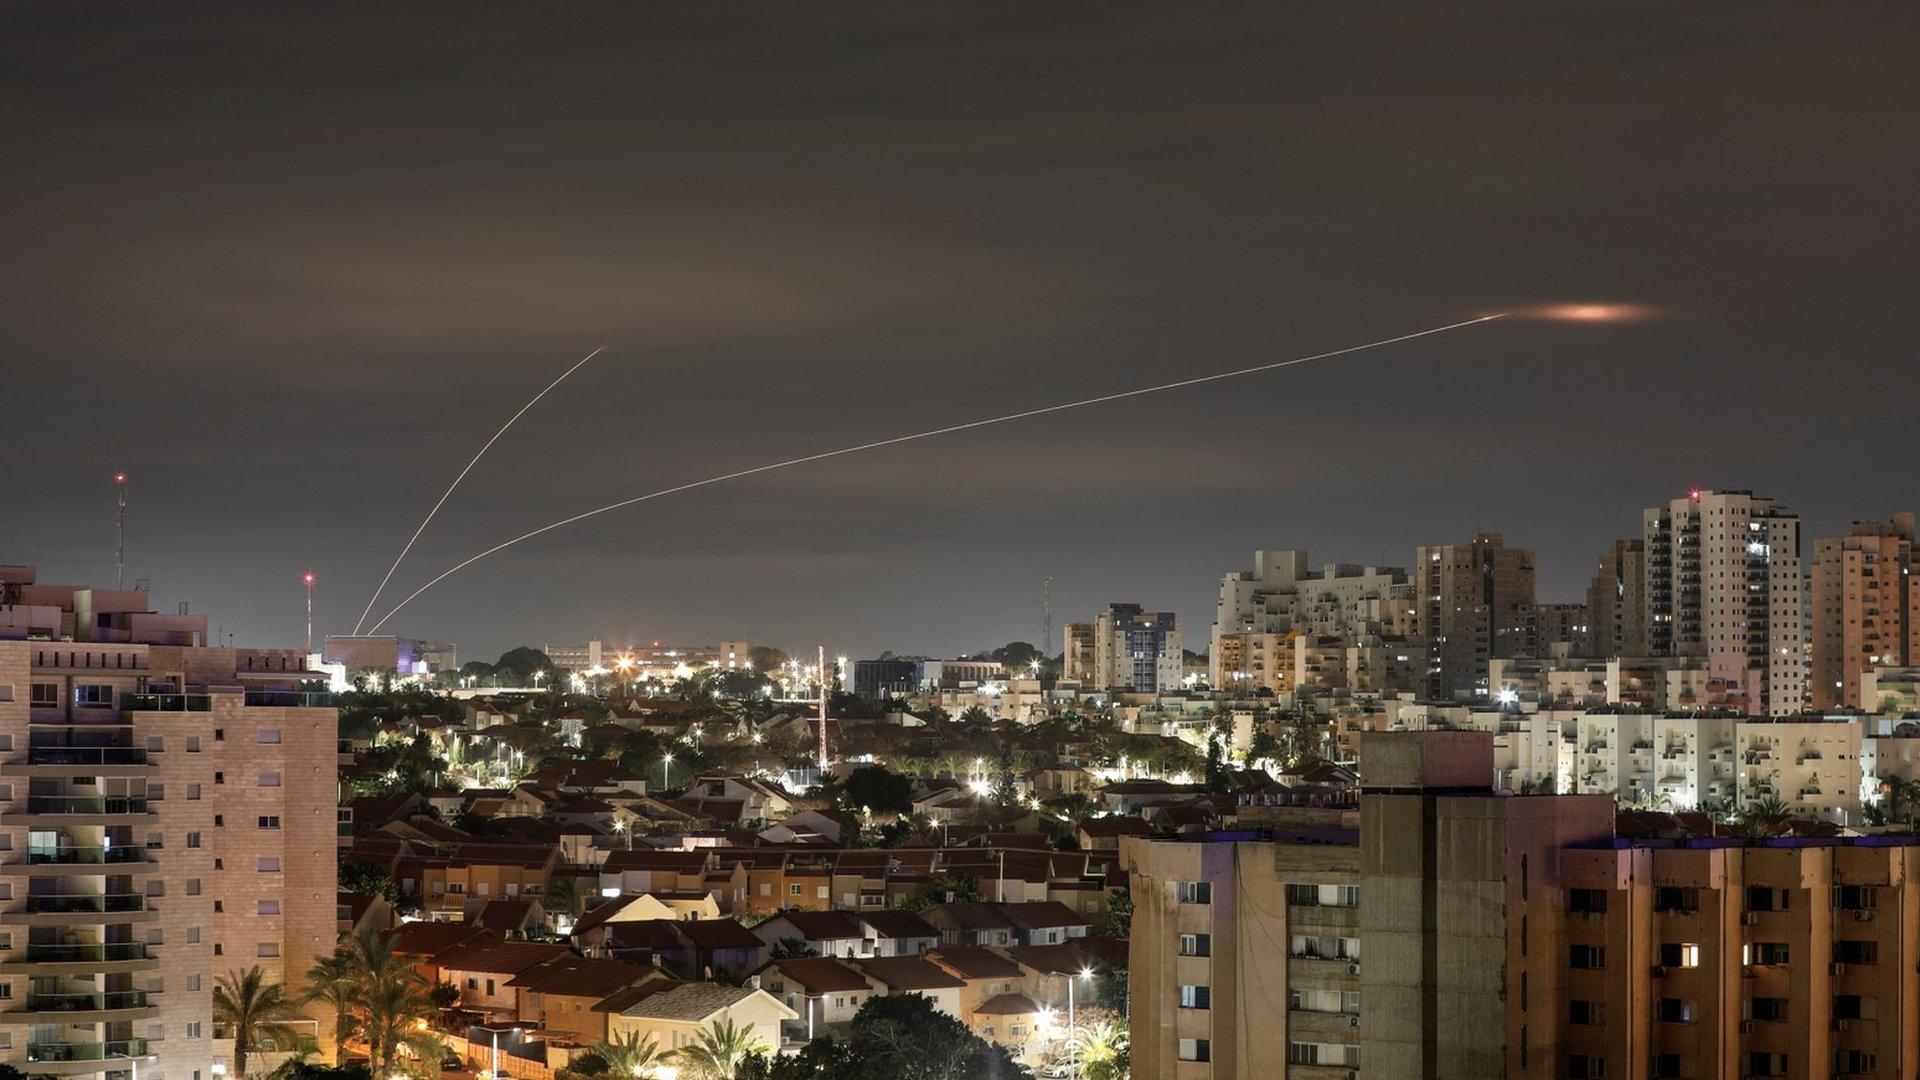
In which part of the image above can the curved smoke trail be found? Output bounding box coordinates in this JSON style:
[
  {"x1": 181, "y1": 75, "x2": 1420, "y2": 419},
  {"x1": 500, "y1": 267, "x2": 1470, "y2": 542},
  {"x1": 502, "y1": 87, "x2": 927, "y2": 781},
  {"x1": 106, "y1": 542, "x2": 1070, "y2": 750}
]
[
  {"x1": 352, "y1": 346, "x2": 606, "y2": 634},
  {"x1": 368, "y1": 315, "x2": 1503, "y2": 632}
]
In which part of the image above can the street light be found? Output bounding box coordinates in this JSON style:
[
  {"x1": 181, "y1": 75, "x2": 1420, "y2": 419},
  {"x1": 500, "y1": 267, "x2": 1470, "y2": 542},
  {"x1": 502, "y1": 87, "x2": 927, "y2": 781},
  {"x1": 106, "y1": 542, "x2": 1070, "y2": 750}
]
[
  {"x1": 1069, "y1": 966, "x2": 1094, "y2": 1078},
  {"x1": 661, "y1": 752, "x2": 674, "y2": 792}
]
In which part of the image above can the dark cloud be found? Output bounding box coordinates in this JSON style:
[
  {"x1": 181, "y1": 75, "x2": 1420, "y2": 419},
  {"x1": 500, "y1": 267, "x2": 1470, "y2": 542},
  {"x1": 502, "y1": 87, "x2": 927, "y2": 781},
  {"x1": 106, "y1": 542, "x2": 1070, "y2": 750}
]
[{"x1": 3, "y1": 1, "x2": 1915, "y2": 658}]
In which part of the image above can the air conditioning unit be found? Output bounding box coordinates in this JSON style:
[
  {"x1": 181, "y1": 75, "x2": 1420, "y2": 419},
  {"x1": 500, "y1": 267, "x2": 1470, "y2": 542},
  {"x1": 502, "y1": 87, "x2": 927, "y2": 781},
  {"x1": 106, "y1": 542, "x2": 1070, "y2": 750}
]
[
  {"x1": 1831, "y1": 1018, "x2": 1851, "y2": 1032},
  {"x1": 1853, "y1": 909, "x2": 1876, "y2": 922},
  {"x1": 1347, "y1": 961, "x2": 1361, "y2": 974},
  {"x1": 1831, "y1": 962, "x2": 1847, "y2": 975},
  {"x1": 1738, "y1": 1019, "x2": 1756, "y2": 1033},
  {"x1": 1348, "y1": 1015, "x2": 1360, "y2": 1028}
]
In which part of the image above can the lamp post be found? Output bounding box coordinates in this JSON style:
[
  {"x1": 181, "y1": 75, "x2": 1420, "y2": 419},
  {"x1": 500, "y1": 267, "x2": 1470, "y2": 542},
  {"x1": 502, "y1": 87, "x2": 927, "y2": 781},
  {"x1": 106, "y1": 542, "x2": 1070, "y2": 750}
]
[
  {"x1": 1070, "y1": 966, "x2": 1093, "y2": 1078},
  {"x1": 661, "y1": 753, "x2": 674, "y2": 792}
]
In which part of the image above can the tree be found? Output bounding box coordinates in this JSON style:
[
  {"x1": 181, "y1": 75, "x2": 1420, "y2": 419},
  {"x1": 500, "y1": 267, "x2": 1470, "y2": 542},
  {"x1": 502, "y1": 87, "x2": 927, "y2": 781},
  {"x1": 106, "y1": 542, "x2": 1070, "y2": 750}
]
[
  {"x1": 309, "y1": 929, "x2": 440, "y2": 1078},
  {"x1": 748, "y1": 993, "x2": 1024, "y2": 1079},
  {"x1": 339, "y1": 861, "x2": 403, "y2": 905},
  {"x1": 215, "y1": 967, "x2": 309, "y2": 1078},
  {"x1": 588, "y1": 1031, "x2": 665, "y2": 1078},
  {"x1": 1068, "y1": 1015, "x2": 1128, "y2": 1080},
  {"x1": 1097, "y1": 888, "x2": 1132, "y2": 937},
  {"x1": 748, "y1": 646, "x2": 790, "y2": 673},
  {"x1": 304, "y1": 949, "x2": 361, "y2": 1065},
  {"x1": 1246, "y1": 721, "x2": 1279, "y2": 766},
  {"x1": 841, "y1": 764, "x2": 915, "y2": 816},
  {"x1": 671, "y1": 1017, "x2": 768, "y2": 1079},
  {"x1": 771, "y1": 937, "x2": 816, "y2": 959},
  {"x1": 494, "y1": 646, "x2": 556, "y2": 684},
  {"x1": 1202, "y1": 731, "x2": 1230, "y2": 794},
  {"x1": 900, "y1": 872, "x2": 985, "y2": 911}
]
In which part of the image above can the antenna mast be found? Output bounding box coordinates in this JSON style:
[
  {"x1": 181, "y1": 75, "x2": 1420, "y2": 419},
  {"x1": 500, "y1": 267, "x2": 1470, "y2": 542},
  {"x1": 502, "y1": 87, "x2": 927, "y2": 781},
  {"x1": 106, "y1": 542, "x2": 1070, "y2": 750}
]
[
  {"x1": 816, "y1": 645, "x2": 829, "y2": 771},
  {"x1": 113, "y1": 473, "x2": 128, "y2": 589},
  {"x1": 303, "y1": 570, "x2": 316, "y2": 654},
  {"x1": 1042, "y1": 576, "x2": 1053, "y2": 654}
]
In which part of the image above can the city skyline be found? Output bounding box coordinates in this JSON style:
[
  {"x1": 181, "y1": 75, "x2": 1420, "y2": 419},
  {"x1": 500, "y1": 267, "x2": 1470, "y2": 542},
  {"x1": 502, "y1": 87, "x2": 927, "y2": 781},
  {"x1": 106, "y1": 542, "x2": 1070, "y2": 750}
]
[{"x1": 7, "y1": 3, "x2": 1915, "y2": 658}]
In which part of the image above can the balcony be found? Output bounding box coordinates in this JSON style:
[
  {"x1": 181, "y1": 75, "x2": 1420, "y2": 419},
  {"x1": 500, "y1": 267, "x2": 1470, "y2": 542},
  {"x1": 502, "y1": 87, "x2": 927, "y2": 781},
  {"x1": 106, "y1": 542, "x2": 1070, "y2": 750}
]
[
  {"x1": 18, "y1": 748, "x2": 147, "y2": 767},
  {"x1": 5, "y1": 943, "x2": 156, "y2": 974},
  {"x1": 24, "y1": 846, "x2": 148, "y2": 867},
  {"x1": 1, "y1": 990, "x2": 157, "y2": 1024},
  {"x1": 26, "y1": 1039, "x2": 151, "y2": 1073},
  {"x1": 3, "y1": 798, "x2": 150, "y2": 827},
  {"x1": 121, "y1": 694, "x2": 211, "y2": 712},
  {"x1": 22, "y1": 891, "x2": 149, "y2": 907},
  {"x1": 244, "y1": 690, "x2": 338, "y2": 708}
]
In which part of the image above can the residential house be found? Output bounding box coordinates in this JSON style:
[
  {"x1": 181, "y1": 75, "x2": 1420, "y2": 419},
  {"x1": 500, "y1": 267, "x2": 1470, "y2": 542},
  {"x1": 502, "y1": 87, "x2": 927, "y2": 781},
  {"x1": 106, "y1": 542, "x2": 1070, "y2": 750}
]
[
  {"x1": 596, "y1": 982, "x2": 796, "y2": 1059},
  {"x1": 751, "y1": 956, "x2": 874, "y2": 1043},
  {"x1": 433, "y1": 938, "x2": 571, "y2": 1018},
  {"x1": 854, "y1": 955, "x2": 966, "y2": 1019},
  {"x1": 853, "y1": 910, "x2": 941, "y2": 957},
  {"x1": 507, "y1": 956, "x2": 665, "y2": 1045}
]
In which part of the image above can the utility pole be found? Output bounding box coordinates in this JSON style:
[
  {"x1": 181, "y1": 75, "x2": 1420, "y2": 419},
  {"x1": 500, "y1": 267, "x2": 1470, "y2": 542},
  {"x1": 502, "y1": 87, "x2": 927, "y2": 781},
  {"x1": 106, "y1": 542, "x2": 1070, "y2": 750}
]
[
  {"x1": 816, "y1": 645, "x2": 829, "y2": 773},
  {"x1": 113, "y1": 473, "x2": 128, "y2": 589},
  {"x1": 302, "y1": 570, "x2": 316, "y2": 654}
]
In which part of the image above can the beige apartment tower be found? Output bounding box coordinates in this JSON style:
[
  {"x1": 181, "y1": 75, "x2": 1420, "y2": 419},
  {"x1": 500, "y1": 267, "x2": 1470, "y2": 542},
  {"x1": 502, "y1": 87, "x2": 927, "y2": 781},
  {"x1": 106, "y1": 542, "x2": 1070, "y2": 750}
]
[
  {"x1": 1414, "y1": 533, "x2": 1538, "y2": 699},
  {"x1": 1810, "y1": 514, "x2": 1919, "y2": 711},
  {"x1": 0, "y1": 567, "x2": 335, "y2": 1080}
]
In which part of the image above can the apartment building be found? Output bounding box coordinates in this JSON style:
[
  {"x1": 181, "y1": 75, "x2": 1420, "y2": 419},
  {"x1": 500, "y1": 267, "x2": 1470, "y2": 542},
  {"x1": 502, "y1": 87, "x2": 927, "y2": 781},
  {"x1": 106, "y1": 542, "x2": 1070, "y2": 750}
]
[
  {"x1": 1414, "y1": 533, "x2": 1539, "y2": 700},
  {"x1": 1810, "y1": 515, "x2": 1919, "y2": 711},
  {"x1": 1129, "y1": 728, "x2": 1920, "y2": 1079},
  {"x1": 320, "y1": 635, "x2": 456, "y2": 679},
  {"x1": 1126, "y1": 731, "x2": 1615, "y2": 1079},
  {"x1": 1210, "y1": 552, "x2": 1414, "y2": 686},
  {"x1": 1644, "y1": 490, "x2": 1807, "y2": 716},
  {"x1": 0, "y1": 566, "x2": 336, "y2": 1080},
  {"x1": 1586, "y1": 538, "x2": 1650, "y2": 659},
  {"x1": 1064, "y1": 605, "x2": 1180, "y2": 693}
]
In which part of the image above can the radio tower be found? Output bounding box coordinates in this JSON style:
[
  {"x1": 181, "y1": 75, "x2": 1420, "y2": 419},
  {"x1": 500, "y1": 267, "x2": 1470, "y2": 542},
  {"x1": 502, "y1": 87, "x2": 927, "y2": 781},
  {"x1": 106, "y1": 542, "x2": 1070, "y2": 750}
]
[
  {"x1": 815, "y1": 645, "x2": 829, "y2": 771},
  {"x1": 1042, "y1": 576, "x2": 1053, "y2": 653},
  {"x1": 113, "y1": 473, "x2": 128, "y2": 589}
]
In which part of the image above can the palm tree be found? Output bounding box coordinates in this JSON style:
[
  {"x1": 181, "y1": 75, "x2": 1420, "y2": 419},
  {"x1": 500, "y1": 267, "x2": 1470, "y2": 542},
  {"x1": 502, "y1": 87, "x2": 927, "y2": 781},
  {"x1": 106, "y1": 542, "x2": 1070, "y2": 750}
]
[
  {"x1": 342, "y1": 929, "x2": 440, "y2": 1077},
  {"x1": 588, "y1": 1031, "x2": 664, "y2": 1078},
  {"x1": 544, "y1": 875, "x2": 584, "y2": 925},
  {"x1": 214, "y1": 967, "x2": 308, "y2": 1078},
  {"x1": 670, "y1": 1017, "x2": 766, "y2": 1079},
  {"x1": 304, "y1": 949, "x2": 360, "y2": 1064},
  {"x1": 1070, "y1": 1017, "x2": 1129, "y2": 1080}
]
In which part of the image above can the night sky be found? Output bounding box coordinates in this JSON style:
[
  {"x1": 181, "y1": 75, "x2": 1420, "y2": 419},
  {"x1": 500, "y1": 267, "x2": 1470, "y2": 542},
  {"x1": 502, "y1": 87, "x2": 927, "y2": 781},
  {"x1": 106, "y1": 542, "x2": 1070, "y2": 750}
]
[{"x1": 4, "y1": 2, "x2": 1915, "y2": 660}]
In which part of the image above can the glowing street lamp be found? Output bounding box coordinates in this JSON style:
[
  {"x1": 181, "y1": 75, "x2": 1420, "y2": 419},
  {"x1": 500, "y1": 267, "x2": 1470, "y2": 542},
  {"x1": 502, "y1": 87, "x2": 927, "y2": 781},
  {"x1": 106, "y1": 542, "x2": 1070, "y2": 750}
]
[
  {"x1": 1069, "y1": 966, "x2": 1094, "y2": 1078},
  {"x1": 661, "y1": 752, "x2": 674, "y2": 791}
]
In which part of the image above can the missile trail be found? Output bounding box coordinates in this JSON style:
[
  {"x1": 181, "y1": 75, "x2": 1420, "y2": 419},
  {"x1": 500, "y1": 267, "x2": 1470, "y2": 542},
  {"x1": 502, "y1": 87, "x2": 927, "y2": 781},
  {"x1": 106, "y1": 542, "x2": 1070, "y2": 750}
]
[
  {"x1": 351, "y1": 346, "x2": 606, "y2": 635},
  {"x1": 367, "y1": 314, "x2": 1504, "y2": 633}
]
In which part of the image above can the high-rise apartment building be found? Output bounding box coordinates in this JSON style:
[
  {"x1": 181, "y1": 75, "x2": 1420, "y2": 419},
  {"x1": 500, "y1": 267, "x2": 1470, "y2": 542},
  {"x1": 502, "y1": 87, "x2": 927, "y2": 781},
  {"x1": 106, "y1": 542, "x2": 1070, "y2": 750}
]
[
  {"x1": 1810, "y1": 514, "x2": 1919, "y2": 711},
  {"x1": 1126, "y1": 730, "x2": 1613, "y2": 1079},
  {"x1": 1064, "y1": 605, "x2": 1180, "y2": 693},
  {"x1": 1209, "y1": 551, "x2": 1412, "y2": 686},
  {"x1": 1128, "y1": 729, "x2": 1920, "y2": 1079},
  {"x1": 320, "y1": 635, "x2": 457, "y2": 679},
  {"x1": 0, "y1": 566, "x2": 336, "y2": 1080},
  {"x1": 1586, "y1": 539, "x2": 1648, "y2": 658},
  {"x1": 1644, "y1": 490, "x2": 1806, "y2": 716},
  {"x1": 1414, "y1": 533, "x2": 1538, "y2": 700}
]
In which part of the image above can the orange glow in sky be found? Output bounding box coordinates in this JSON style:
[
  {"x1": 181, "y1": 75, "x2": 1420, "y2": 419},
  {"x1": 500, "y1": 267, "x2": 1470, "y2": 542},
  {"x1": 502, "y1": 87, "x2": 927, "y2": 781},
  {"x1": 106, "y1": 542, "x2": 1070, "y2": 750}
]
[{"x1": 1532, "y1": 303, "x2": 1653, "y2": 322}]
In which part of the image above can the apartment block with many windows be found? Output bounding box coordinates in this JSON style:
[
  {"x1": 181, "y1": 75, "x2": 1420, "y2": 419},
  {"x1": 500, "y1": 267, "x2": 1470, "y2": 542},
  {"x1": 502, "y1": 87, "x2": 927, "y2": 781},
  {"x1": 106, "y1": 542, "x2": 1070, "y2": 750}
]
[{"x1": 0, "y1": 566, "x2": 336, "y2": 1080}]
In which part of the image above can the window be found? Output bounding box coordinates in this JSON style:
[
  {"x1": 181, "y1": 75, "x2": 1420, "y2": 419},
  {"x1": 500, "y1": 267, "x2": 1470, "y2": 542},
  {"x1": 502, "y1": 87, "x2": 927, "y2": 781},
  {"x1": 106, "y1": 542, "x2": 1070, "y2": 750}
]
[
  {"x1": 759, "y1": 884, "x2": 772, "y2": 896},
  {"x1": 1286, "y1": 1042, "x2": 1356, "y2": 1067},
  {"x1": 187, "y1": 928, "x2": 201, "y2": 944},
  {"x1": 1177, "y1": 1039, "x2": 1211, "y2": 1063},
  {"x1": 1569, "y1": 1000, "x2": 1604, "y2": 1025},
  {"x1": 1290, "y1": 989, "x2": 1360, "y2": 1015},
  {"x1": 258, "y1": 816, "x2": 281, "y2": 830},
  {"x1": 186, "y1": 832, "x2": 201, "y2": 848},
  {"x1": 1290, "y1": 935, "x2": 1358, "y2": 961},
  {"x1": 1833, "y1": 884, "x2": 1877, "y2": 910},
  {"x1": 258, "y1": 858, "x2": 280, "y2": 873},
  {"x1": 1658, "y1": 942, "x2": 1700, "y2": 969},
  {"x1": 816, "y1": 885, "x2": 828, "y2": 899},
  {"x1": 258, "y1": 773, "x2": 281, "y2": 788},
  {"x1": 1179, "y1": 985, "x2": 1210, "y2": 1010},
  {"x1": 1177, "y1": 933, "x2": 1211, "y2": 957},
  {"x1": 1568, "y1": 888, "x2": 1607, "y2": 914},
  {"x1": 1177, "y1": 881, "x2": 1212, "y2": 904},
  {"x1": 187, "y1": 785, "x2": 202, "y2": 801},
  {"x1": 258, "y1": 730, "x2": 281, "y2": 744},
  {"x1": 187, "y1": 975, "x2": 200, "y2": 992},
  {"x1": 1655, "y1": 998, "x2": 1693, "y2": 1023},
  {"x1": 186, "y1": 737, "x2": 201, "y2": 753},
  {"x1": 789, "y1": 884, "x2": 802, "y2": 896},
  {"x1": 1567, "y1": 1054, "x2": 1606, "y2": 1079},
  {"x1": 186, "y1": 1023, "x2": 202, "y2": 1039},
  {"x1": 1833, "y1": 994, "x2": 1877, "y2": 1020},
  {"x1": 1747, "y1": 885, "x2": 1789, "y2": 912},
  {"x1": 1749, "y1": 996, "x2": 1787, "y2": 1021},
  {"x1": 1744, "y1": 1052, "x2": 1786, "y2": 1077},
  {"x1": 186, "y1": 879, "x2": 201, "y2": 896},
  {"x1": 1751, "y1": 942, "x2": 1790, "y2": 966},
  {"x1": 74, "y1": 685, "x2": 113, "y2": 708},
  {"x1": 1652, "y1": 887, "x2": 1697, "y2": 913},
  {"x1": 29, "y1": 684, "x2": 58, "y2": 708},
  {"x1": 1833, "y1": 939, "x2": 1878, "y2": 965},
  {"x1": 257, "y1": 943, "x2": 279, "y2": 958},
  {"x1": 1570, "y1": 945, "x2": 1606, "y2": 970}
]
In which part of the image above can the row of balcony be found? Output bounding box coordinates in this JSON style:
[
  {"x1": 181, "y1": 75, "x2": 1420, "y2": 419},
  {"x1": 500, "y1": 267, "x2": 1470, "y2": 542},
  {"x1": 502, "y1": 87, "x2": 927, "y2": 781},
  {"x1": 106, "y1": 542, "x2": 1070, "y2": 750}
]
[
  {"x1": 24, "y1": 847, "x2": 147, "y2": 867},
  {"x1": 17, "y1": 990, "x2": 149, "y2": 1012},
  {"x1": 22, "y1": 894, "x2": 149, "y2": 915},
  {"x1": 26, "y1": 1040, "x2": 148, "y2": 1063}
]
